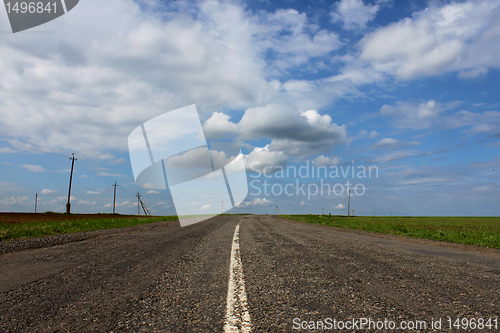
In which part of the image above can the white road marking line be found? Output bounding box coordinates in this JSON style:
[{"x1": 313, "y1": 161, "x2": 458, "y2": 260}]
[{"x1": 224, "y1": 224, "x2": 252, "y2": 333}]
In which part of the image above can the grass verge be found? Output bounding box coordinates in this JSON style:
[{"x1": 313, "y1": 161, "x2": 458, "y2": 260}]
[
  {"x1": 0, "y1": 215, "x2": 178, "y2": 241},
  {"x1": 282, "y1": 215, "x2": 500, "y2": 249}
]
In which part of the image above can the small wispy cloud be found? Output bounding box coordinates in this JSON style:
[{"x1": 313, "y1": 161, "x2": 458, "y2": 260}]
[
  {"x1": 1, "y1": 196, "x2": 29, "y2": 205},
  {"x1": 20, "y1": 164, "x2": 46, "y2": 172},
  {"x1": 103, "y1": 200, "x2": 135, "y2": 208},
  {"x1": 236, "y1": 198, "x2": 273, "y2": 207},
  {"x1": 147, "y1": 190, "x2": 160, "y2": 194},
  {"x1": 77, "y1": 200, "x2": 97, "y2": 206},
  {"x1": 373, "y1": 150, "x2": 421, "y2": 163},
  {"x1": 370, "y1": 138, "x2": 420, "y2": 149},
  {"x1": 86, "y1": 191, "x2": 101, "y2": 195},
  {"x1": 109, "y1": 158, "x2": 127, "y2": 165},
  {"x1": 397, "y1": 177, "x2": 453, "y2": 186},
  {"x1": 96, "y1": 172, "x2": 127, "y2": 177},
  {"x1": 41, "y1": 189, "x2": 58, "y2": 195},
  {"x1": 0, "y1": 147, "x2": 18, "y2": 153}
]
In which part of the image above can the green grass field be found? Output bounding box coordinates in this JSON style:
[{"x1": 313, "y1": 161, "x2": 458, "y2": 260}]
[
  {"x1": 282, "y1": 215, "x2": 500, "y2": 249},
  {"x1": 4, "y1": 214, "x2": 500, "y2": 249},
  {"x1": 0, "y1": 215, "x2": 178, "y2": 242}
]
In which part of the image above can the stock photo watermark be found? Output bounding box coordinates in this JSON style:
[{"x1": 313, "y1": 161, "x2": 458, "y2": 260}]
[
  {"x1": 3, "y1": 0, "x2": 79, "y2": 33},
  {"x1": 127, "y1": 105, "x2": 377, "y2": 224},
  {"x1": 248, "y1": 161, "x2": 379, "y2": 200},
  {"x1": 292, "y1": 316, "x2": 499, "y2": 331},
  {"x1": 128, "y1": 105, "x2": 249, "y2": 227}
]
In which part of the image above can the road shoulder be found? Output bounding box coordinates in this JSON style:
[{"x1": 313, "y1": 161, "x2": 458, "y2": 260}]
[{"x1": 277, "y1": 215, "x2": 500, "y2": 258}]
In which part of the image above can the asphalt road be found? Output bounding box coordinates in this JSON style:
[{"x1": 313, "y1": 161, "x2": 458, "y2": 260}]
[{"x1": 1, "y1": 215, "x2": 500, "y2": 332}]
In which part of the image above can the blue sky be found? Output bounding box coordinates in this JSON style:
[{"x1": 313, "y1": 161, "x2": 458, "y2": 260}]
[{"x1": 0, "y1": 0, "x2": 499, "y2": 216}]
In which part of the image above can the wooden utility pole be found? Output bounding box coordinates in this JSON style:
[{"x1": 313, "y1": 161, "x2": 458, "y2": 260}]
[
  {"x1": 136, "y1": 193, "x2": 150, "y2": 215},
  {"x1": 35, "y1": 192, "x2": 38, "y2": 213},
  {"x1": 138, "y1": 196, "x2": 151, "y2": 215},
  {"x1": 137, "y1": 193, "x2": 141, "y2": 215},
  {"x1": 66, "y1": 153, "x2": 77, "y2": 214},
  {"x1": 222, "y1": 200, "x2": 223, "y2": 214},
  {"x1": 322, "y1": 207, "x2": 324, "y2": 216},
  {"x1": 347, "y1": 189, "x2": 351, "y2": 216},
  {"x1": 113, "y1": 182, "x2": 118, "y2": 214}
]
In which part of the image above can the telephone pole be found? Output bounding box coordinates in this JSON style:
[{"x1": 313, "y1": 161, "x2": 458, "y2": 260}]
[
  {"x1": 347, "y1": 189, "x2": 351, "y2": 216},
  {"x1": 136, "y1": 193, "x2": 151, "y2": 216},
  {"x1": 66, "y1": 153, "x2": 77, "y2": 214},
  {"x1": 35, "y1": 192, "x2": 38, "y2": 213},
  {"x1": 112, "y1": 182, "x2": 118, "y2": 214},
  {"x1": 222, "y1": 200, "x2": 223, "y2": 214},
  {"x1": 137, "y1": 193, "x2": 141, "y2": 215}
]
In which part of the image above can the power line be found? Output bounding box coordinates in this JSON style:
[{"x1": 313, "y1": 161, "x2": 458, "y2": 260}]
[
  {"x1": 74, "y1": 160, "x2": 137, "y2": 197},
  {"x1": 0, "y1": 133, "x2": 71, "y2": 158},
  {"x1": 77, "y1": 160, "x2": 124, "y2": 185},
  {"x1": 0, "y1": 132, "x2": 129, "y2": 188},
  {"x1": 0, "y1": 133, "x2": 128, "y2": 196},
  {"x1": 0, "y1": 133, "x2": 172, "y2": 206}
]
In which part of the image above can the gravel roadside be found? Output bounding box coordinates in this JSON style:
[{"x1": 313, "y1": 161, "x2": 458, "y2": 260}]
[
  {"x1": 0, "y1": 220, "x2": 178, "y2": 255},
  {"x1": 277, "y1": 215, "x2": 500, "y2": 257}
]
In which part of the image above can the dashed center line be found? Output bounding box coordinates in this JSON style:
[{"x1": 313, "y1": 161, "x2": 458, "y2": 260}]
[{"x1": 224, "y1": 223, "x2": 252, "y2": 333}]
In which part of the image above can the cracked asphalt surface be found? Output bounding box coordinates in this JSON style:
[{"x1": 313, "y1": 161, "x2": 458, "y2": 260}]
[{"x1": 1, "y1": 215, "x2": 499, "y2": 332}]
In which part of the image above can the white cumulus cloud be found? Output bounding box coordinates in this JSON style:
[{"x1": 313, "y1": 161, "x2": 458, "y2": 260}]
[
  {"x1": 205, "y1": 105, "x2": 348, "y2": 161},
  {"x1": 331, "y1": 0, "x2": 380, "y2": 30},
  {"x1": 358, "y1": 0, "x2": 500, "y2": 79}
]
